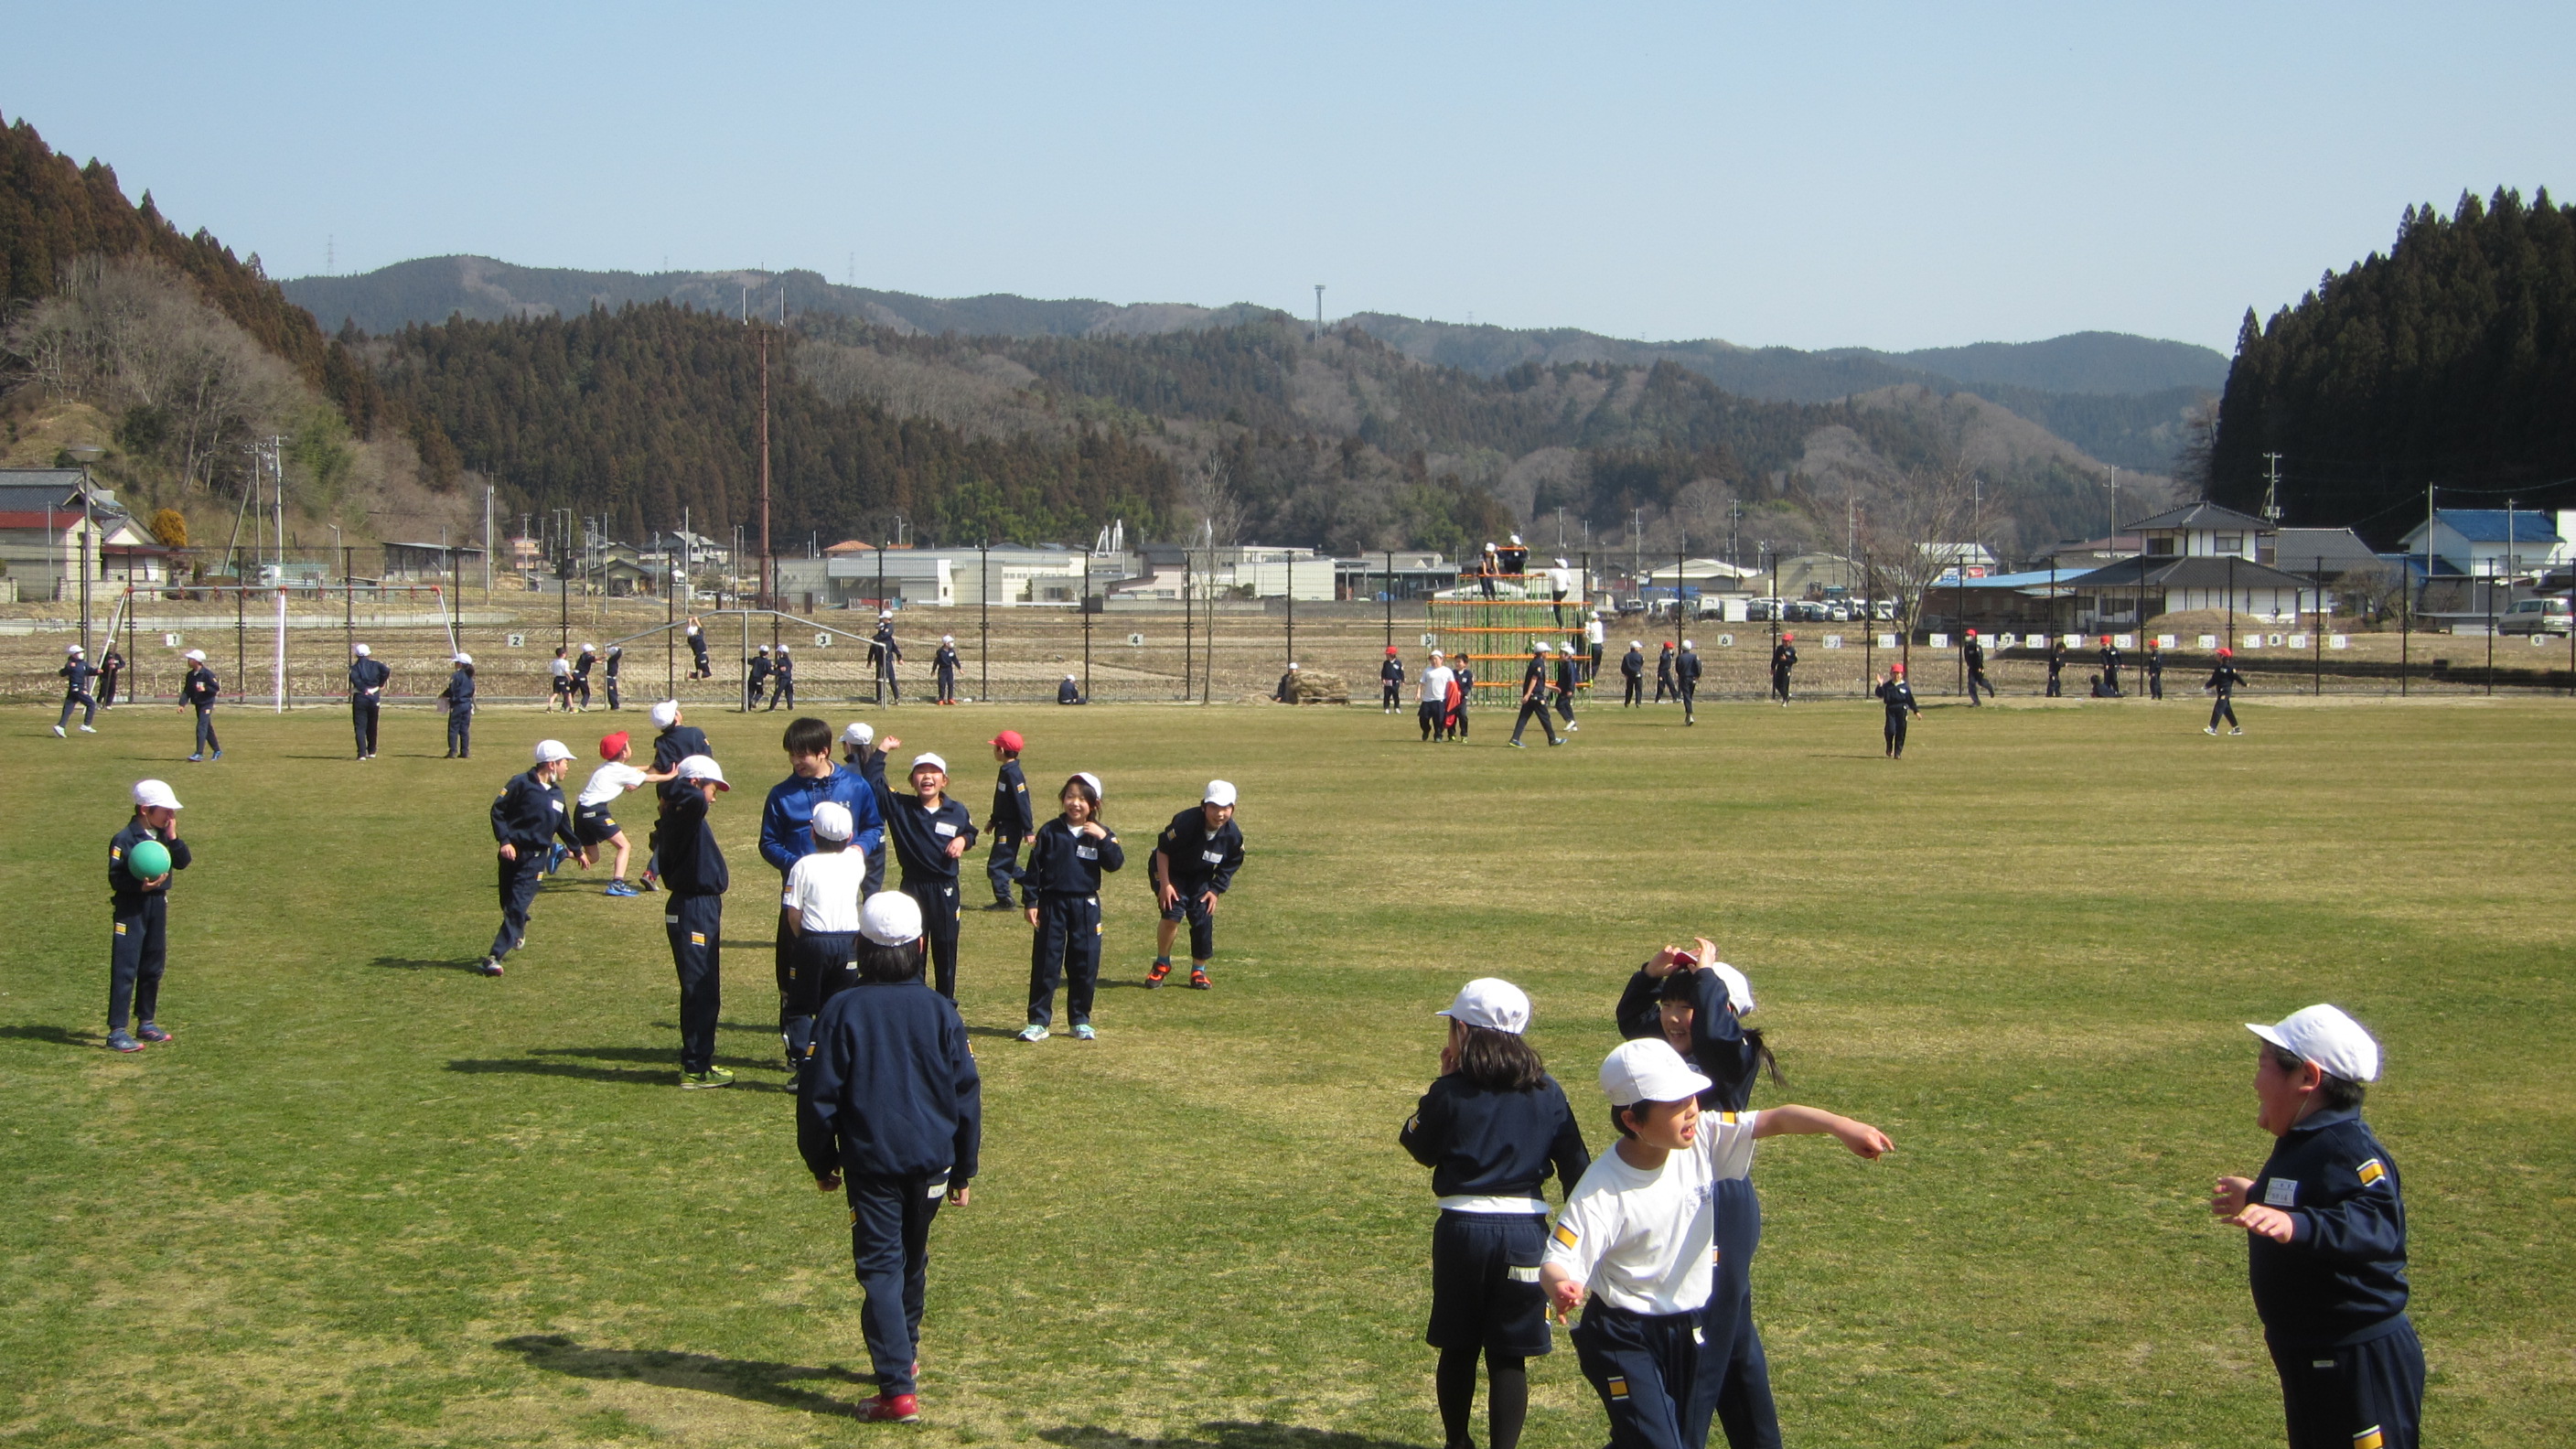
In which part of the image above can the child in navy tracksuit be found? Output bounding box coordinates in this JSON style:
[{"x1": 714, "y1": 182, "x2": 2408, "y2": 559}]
[
  {"x1": 2215, "y1": 1004, "x2": 2420, "y2": 1449},
  {"x1": 859, "y1": 740, "x2": 979, "y2": 1001},
  {"x1": 1402, "y1": 978, "x2": 1590, "y2": 1449},
  {"x1": 104, "y1": 779, "x2": 192, "y2": 1053},
  {"x1": 481, "y1": 740, "x2": 585, "y2": 975},
  {"x1": 798, "y1": 890, "x2": 981, "y2": 1424},
  {"x1": 1615, "y1": 942, "x2": 1785, "y2": 1449},
  {"x1": 1017, "y1": 772, "x2": 1122, "y2": 1041}
]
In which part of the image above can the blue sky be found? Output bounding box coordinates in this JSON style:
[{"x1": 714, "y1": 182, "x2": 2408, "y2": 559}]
[{"x1": 5, "y1": 2, "x2": 2568, "y2": 353}]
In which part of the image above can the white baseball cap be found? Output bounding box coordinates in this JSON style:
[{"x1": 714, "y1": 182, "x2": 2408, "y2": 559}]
[
  {"x1": 1711, "y1": 962, "x2": 1755, "y2": 1015},
  {"x1": 878, "y1": 610, "x2": 892, "y2": 619},
  {"x1": 649, "y1": 701, "x2": 681, "y2": 727},
  {"x1": 942, "y1": 634, "x2": 954, "y2": 644},
  {"x1": 132, "y1": 778, "x2": 182, "y2": 810},
  {"x1": 1600, "y1": 1037, "x2": 1714, "y2": 1105},
  {"x1": 582, "y1": 643, "x2": 595, "y2": 653},
  {"x1": 453, "y1": 651, "x2": 473, "y2": 665},
  {"x1": 533, "y1": 739, "x2": 574, "y2": 763},
  {"x1": 777, "y1": 645, "x2": 789, "y2": 654},
  {"x1": 911, "y1": 752, "x2": 948, "y2": 774},
  {"x1": 1203, "y1": 779, "x2": 1238, "y2": 807},
  {"x1": 757, "y1": 644, "x2": 771, "y2": 653},
  {"x1": 66, "y1": 643, "x2": 83, "y2": 655},
  {"x1": 860, "y1": 890, "x2": 923, "y2": 946},
  {"x1": 1430, "y1": 649, "x2": 1444, "y2": 659},
  {"x1": 1508, "y1": 534, "x2": 1522, "y2": 544},
  {"x1": 1074, "y1": 770, "x2": 1101, "y2": 799},
  {"x1": 809, "y1": 800, "x2": 853, "y2": 842},
  {"x1": 2248, "y1": 1004, "x2": 2381, "y2": 1083},
  {"x1": 842, "y1": 721, "x2": 875, "y2": 746},
  {"x1": 1682, "y1": 639, "x2": 1696, "y2": 649},
  {"x1": 354, "y1": 643, "x2": 370, "y2": 656},
  {"x1": 184, "y1": 649, "x2": 206, "y2": 661},
  {"x1": 1555, "y1": 557, "x2": 1568, "y2": 567},
  {"x1": 1437, "y1": 977, "x2": 1530, "y2": 1035},
  {"x1": 1535, "y1": 640, "x2": 1553, "y2": 652},
  {"x1": 677, "y1": 754, "x2": 729, "y2": 790},
  {"x1": 1630, "y1": 640, "x2": 1643, "y2": 649},
  {"x1": 1287, "y1": 661, "x2": 1300, "y2": 670}
]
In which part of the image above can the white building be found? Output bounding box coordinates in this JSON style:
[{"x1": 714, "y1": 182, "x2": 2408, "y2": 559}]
[
  {"x1": 2398, "y1": 509, "x2": 2568, "y2": 580},
  {"x1": 772, "y1": 543, "x2": 1139, "y2": 612}
]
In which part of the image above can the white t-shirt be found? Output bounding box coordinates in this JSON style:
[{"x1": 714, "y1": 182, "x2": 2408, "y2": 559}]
[
  {"x1": 577, "y1": 761, "x2": 647, "y2": 808},
  {"x1": 1419, "y1": 665, "x2": 1456, "y2": 704},
  {"x1": 1542, "y1": 1110, "x2": 1759, "y2": 1315},
  {"x1": 1587, "y1": 618, "x2": 1606, "y2": 645},
  {"x1": 550, "y1": 658, "x2": 571, "y2": 678},
  {"x1": 782, "y1": 847, "x2": 868, "y2": 933},
  {"x1": 1549, "y1": 567, "x2": 1575, "y2": 596}
]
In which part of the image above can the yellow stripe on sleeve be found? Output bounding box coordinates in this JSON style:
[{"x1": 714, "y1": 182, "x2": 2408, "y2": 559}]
[
  {"x1": 1551, "y1": 1221, "x2": 1578, "y2": 1250},
  {"x1": 2357, "y1": 1158, "x2": 2386, "y2": 1186}
]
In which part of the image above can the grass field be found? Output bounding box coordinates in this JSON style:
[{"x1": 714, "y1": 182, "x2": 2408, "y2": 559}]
[{"x1": 4, "y1": 692, "x2": 2571, "y2": 1449}]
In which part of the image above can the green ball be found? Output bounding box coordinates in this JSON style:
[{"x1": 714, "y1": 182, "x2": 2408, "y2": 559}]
[{"x1": 127, "y1": 839, "x2": 171, "y2": 880}]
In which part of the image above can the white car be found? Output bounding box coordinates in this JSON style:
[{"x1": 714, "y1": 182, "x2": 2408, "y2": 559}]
[{"x1": 2498, "y1": 596, "x2": 2571, "y2": 635}]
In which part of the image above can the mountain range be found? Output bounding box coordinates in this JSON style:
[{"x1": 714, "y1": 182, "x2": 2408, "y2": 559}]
[{"x1": 284, "y1": 257, "x2": 2222, "y2": 473}]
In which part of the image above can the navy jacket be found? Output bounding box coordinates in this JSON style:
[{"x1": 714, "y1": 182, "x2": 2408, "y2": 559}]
[
  {"x1": 1452, "y1": 663, "x2": 1475, "y2": 701},
  {"x1": 760, "y1": 765, "x2": 885, "y2": 876},
  {"x1": 1620, "y1": 649, "x2": 1645, "y2": 680},
  {"x1": 606, "y1": 649, "x2": 622, "y2": 679},
  {"x1": 1656, "y1": 646, "x2": 1675, "y2": 682},
  {"x1": 747, "y1": 656, "x2": 772, "y2": 689},
  {"x1": 988, "y1": 760, "x2": 1033, "y2": 836},
  {"x1": 61, "y1": 658, "x2": 95, "y2": 693},
  {"x1": 2047, "y1": 644, "x2": 2067, "y2": 674},
  {"x1": 652, "y1": 724, "x2": 712, "y2": 805},
  {"x1": 182, "y1": 666, "x2": 220, "y2": 706},
  {"x1": 574, "y1": 650, "x2": 596, "y2": 682},
  {"x1": 1518, "y1": 656, "x2": 1549, "y2": 701},
  {"x1": 2098, "y1": 646, "x2": 2122, "y2": 672},
  {"x1": 1963, "y1": 640, "x2": 1985, "y2": 671},
  {"x1": 1875, "y1": 679, "x2": 1920, "y2": 715},
  {"x1": 490, "y1": 769, "x2": 581, "y2": 851},
  {"x1": 441, "y1": 668, "x2": 476, "y2": 708},
  {"x1": 1380, "y1": 657, "x2": 1405, "y2": 684},
  {"x1": 1154, "y1": 807, "x2": 1244, "y2": 894},
  {"x1": 349, "y1": 657, "x2": 390, "y2": 698},
  {"x1": 1615, "y1": 966, "x2": 1761, "y2": 1111},
  {"x1": 872, "y1": 626, "x2": 901, "y2": 664},
  {"x1": 934, "y1": 646, "x2": 960, "y2": 677},
  {"x1": 864, "y1": 754, "x2": 978, "y2": 883},
  {"x1": 2248, "y1": 1106, "x2": 2410, "y2": 1347},
  {"x1": 798, "y1": 979, "x2": 982, "y2": 1182},
  {"x1": 1018, "y1": 817, "x2": 1123, "y2": 903},
  {"x1": 107, "y1": 817, "x2": 191, "y2": 912},
  {"x1": 1401, "y1": 1073, "x2": 1589, "y2": 1201},
  {"x1": 1554, "y1": 657, "x2": 1579, "y2": 693},
  {"x1": 658, "y1": 790, "x2": 730, "y2": 896},
  {"x1": 2208, "y1": 664, "x2": 2247, "y2": 696},
  {"x1": 1771, "y1": 644, "x2": 1798, "y2": 673},
  {"x1": 772, "y1": 655, "x2": 793, "y2": 682},
  {"x1": 1059, "y1": 678, "x2": 1083, "y2": 704},
  {"x1": 1676, "y1": 650, "x2": 1702, "y2": 686}
]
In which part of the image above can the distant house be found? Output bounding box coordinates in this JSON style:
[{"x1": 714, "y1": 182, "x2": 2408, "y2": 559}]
[
  {"x1": 2398, "y1": 509, "x2": 2566, "y2": 580},
  {"x1": 0, "y1": 468, "x2": 156, "y2": 598},
  {"x1": 2131, "y1": 501, "x2": 2276, "y2": 561},
  {"x1": 2273, "y1": 527, "x2": 2383, "y2": 582},
  {"x1": 383, "y1": 542, "x2": 486, "y2": 582}
]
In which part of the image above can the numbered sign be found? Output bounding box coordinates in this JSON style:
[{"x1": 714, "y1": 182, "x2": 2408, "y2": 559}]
[
  {"x1": 1421, "y1": 633, "x2": 1437, "y2": 648},
  {"x1": 162, "y1": 632, "x2": 182, "y2": 648},
  {"x1": 2113, "y1": 633, "x2": 2134, "y2": 649},
  {"x1": 2531, "y1": 634, "x2": 2552, "y2": 648},
  {"x1": 2244, "y1": 634, "x2": 2265, "y2": 649},
  {"x1": 2265, "y1": 633, "x2": 2285, "y2": 648},
  {"x1": 2157, "y1": 634, "x2": 2177, "y2": 649},
  {"x1": 2197, "y1": 634, "x2": 2218, "y2": 649},
  {"x1": 2329, "y1": 635, "x2": 2349, "y2": 649},
  {"x1": 814, "y1": 632, "x2": 832, "y2": 647},
  {"x1": 1927, "y1": 633, "x2": 1948, "y2": 649},
  {"x1": 1126, "y1": 633, "x2": 1145, "y2": 647},
  {"x1": 1994, "y1": 632, "x2": 2016, "y2": 649},
  {"x1": 1877, "y1": 633, "x2": 1898, "y2": 649},
  {"x1": 1822, "y1": 635, "x2": 1842, "y2": 649},
  {"x1": 1716, "y1": 634, "x2": 1734, "y2": 648},
  {"x1": 2063, "y1": 634, "x2": 2083, "y2": 649},
  {"x1": 507, "y1": 633, "x2": 526, "y2": 649},
  {"x1": 2287, "y1": 634, "x2": 2307, "y2": 649}
]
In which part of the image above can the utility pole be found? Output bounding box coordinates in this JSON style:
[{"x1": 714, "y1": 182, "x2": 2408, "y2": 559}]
[
  {"x1": 1313, "y1": 284, "x2": 1326, "y2": 338},
  {"x1": 757, "y1": 323, "x2": 773, "y2": 610},
  {"x1": 482, "y1": 485, "x2": 494, "y2": 600},
  {"x1": 2260, "y1": 452, "x2": 2285, "y2": 524}
]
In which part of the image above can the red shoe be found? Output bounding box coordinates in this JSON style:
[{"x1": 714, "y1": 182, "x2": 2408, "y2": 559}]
[
  {"x1": 865, "y1": 1392, "x2": 920, "y2": 1422},
  {"x1": 1145, "y1": 961, "x2": 1171, "y2": 987},
  {"x1": 1188, "y1": 969, "x2": 1210, "y2": 990}
]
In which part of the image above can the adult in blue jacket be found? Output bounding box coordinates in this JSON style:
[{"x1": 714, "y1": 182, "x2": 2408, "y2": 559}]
[{"x1": 798, "y1": 890, "x2": 980, "y2": 1425}]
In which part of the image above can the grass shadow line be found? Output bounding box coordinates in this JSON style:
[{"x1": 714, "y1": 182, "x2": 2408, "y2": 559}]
[
  {"x1": 496, "y1": 1334, "x2": 876, "y2": 1416},
  {"x1": 0, "y1": 1023, "x2": 91, "y2": 1048},
  {"x1": 445, "y1": 1058, "x2": 674, "y2": 1088},
  {"x1": 531, "y1": 1045, "x2": 778, "y2": 1071},
  {"x1": 371, "y1": 955, "x2": 488, "y2": 973},
  {"x1": 1042, "y1": 1422, "x2": 1440, "y2": 1449}
]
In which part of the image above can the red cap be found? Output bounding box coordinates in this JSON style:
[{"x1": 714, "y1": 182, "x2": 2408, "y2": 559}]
[
  {"x1": 599, "y1": 731, "x2": 630, "y2": 760},
  {"x1": 1783, "y1": 633, "x2": 1795, "y2": 642},
  {"x1": 2216, "y1": 647, "x2": 2233, "y2": 658},
  {"x1": 1891, "y1": 661, "x2": 1905, "y2": 672},
  {"x1": 1966, "y1": 629, "x2": 1978, "y2": 638},
  {"x1": 1386, "y1": 645, "x2": 1399, "y2": 655},
  {"x1": 2101, "y1": 634, "x2": 2112, "y2": 645},
  {"x1": 988, "y1": 730, "x2": 1025, "y2": 752}
]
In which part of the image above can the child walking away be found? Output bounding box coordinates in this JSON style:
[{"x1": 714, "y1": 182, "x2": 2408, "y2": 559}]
[
  {"x1": 349, "y1": 642, "x2": 389, "y2": 758},
  {"x1": 1873, "y1": 664, "x2": 1921, "y2": 758},
  {"x1": 481, "y1": 740, "x2": 586, "y2": 976},
  {"x1": 1542, "y1": 1039, "x2": 1890, "y2": 1449},
  {"x1": 1675, "y1": 640, "x2": 1701, "y2": 725},
  {"x1": 797, "y1": 890, "x2": 981, "y2": 1423},
  {"x1": 2206, "y1": 647, "x2": 2248, "y2": 735},
  {"x1": 180, "y1": 649, "x2": 220, "y2": 761},
  {"x1": 1401, "y1": 979, "x2": 1590, "y2": 1449},
  {"x1": 574, "y1": 732, "x2": 674, "y2": 895},
  {"x1": 440, "y1": 654, "x2": 477, "y2": 757},
  {"x1": 2213, "y1": 1005, "x2": 2420, "y2": 1449},
  {"x1": 56, "y1": 644, "x2": 100, "y2": 737},
  {"x1": 1018, "y1": 772, "x2": 1122, "y2": 1041},
  {"x1": 1614, "y1": 943, "x2": 1787, "y2": 1449},
  {"x1": 104, "y1": 779, "x2": 191, "y2": 1052},
  {"x1": 858, "y1": 740, "x2": 979, "y2": 1000},
  {"x1": 982, "y1": 730, "x2": 1032, "y2": 909},
  {"x1": 660, "y1": 755, "x2": 733, "y2": 1088},
  {"x1": 1147, "y1": 780, "x2": 1245, "y2": 990},
  {"x1": 781, "y1": 800, "x2": 868, "y2": 1072},
  {"x1": 604, "y1": 644, "x2": 623, "y2": 711}
]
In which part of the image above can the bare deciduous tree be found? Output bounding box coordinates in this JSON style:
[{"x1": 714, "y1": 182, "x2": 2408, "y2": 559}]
[
  {"x1": 1859, "y1": 457, "x2": 1987, "y2": 630},
  {"x1": 1186, "y1": 452, "x2": 1244, "y2": 547}
]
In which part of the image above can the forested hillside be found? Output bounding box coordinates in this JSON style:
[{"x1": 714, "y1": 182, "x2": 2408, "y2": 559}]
[{"x1": 2210, "y1": 188, "x2": 2576, "y2": 538}]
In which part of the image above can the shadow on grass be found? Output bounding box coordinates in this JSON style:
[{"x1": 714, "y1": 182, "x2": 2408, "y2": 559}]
[
  {"x1": 1042, "y1": 1423, "x2": 1437, "y2": 1449},
  {"x1": 371, "y1": 955, "x2": 488, "y2": 972},
  {"x1": 496, "y1": 1334, "x2": 877, "y2": 1416},
  {"x1": 0, "y1": 1023, "x2": 91, "y2": 1048},
  {"x1": 531, "y1": 1045, "x2": 778, "y2": 1071},
  {"x1": 446, "y1": 1052, "x2": 792, "y2": 1093},
  {"x1": 651, "y1": 1020, "x2": 782, "y2": 1034}
]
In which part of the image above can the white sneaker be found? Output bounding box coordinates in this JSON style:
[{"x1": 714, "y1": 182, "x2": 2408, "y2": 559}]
[
  {"x1": 1017, "y1": 1024, "x2": 1050, "y2": 1043},
  {"x1": 1074, "y1": 1024, "x2": 1096, "y2": 1041},
  {"x1": 52, "y1": 725, "x2": 65, "y2": 737},
  {"x1": 80, "y1": 724, "x2": 97, "y2": 733}
]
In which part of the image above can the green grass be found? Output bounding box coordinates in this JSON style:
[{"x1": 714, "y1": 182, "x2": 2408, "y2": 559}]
[{"x1": 3, "y1": 694, "x2": 2571, "y2": 1448}]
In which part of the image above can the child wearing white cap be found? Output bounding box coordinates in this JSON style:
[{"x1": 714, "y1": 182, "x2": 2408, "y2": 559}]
[
  {"x1": 767, "y1": 645, "x2": 794, "y2": 711},
  {"x1": 348, "y1": 642, "x2": 390, "y2": 758},
  {"x1": 1016, "y1": 772, "x2": 1122, "y2": 1041},
  {"x1": 779, "y1": 799, "x2": 867, "y2": 1071},
  {"x1": 934, "y1": 636, "x2": 961, "y2": 704},
  {"x1": 1541, "y1": 1039, "x2": 1889, "y2": 1449},
  {"x1": 478, "y1": 739, "x2": 587, "y2": 976},
  {"x1": 2212, "y1": 1004, "x2": 2420, "y2": 1449},
  {"x1": 103, "y1": 779, "x2": 191, "y2": 1052},
  {"x1": 858, "y1": 735, "x2": 980, "y2": 1000},
  {"x1": 797, "y1": 889, "x2": 981, "y2": 1423},
  {"x1": 574, "y1": 643, "x2": 598, "y2": 711},
  {"x1": 439, "y1": 654, "x2": 477, "y2": 758},
  {"x1": 1419, "y1": 651, "x2": 1456, "y2": 742},
  {"x1": 179, "y1": 649, "x2": 220, "y2": 761},
  {"x1": 840, "y1": 723, "x2": 891, "y2": 895},
  {"x1": 1146, "y1": 780, "x2": 1245, "y2": 990},
  {"x1": 1401, "y1": 978, "x2": 1590, "y2": 1449},
  {"x1": 637, "y1": 701, "x2": 713, "y2": 894},
  {"x1": 55, "y1": 644, "x2": 100, "y2": 737},
  {"x1": 660, "y1": 755, "x2": 735, "y2": 1086},
  {"x1": 1676, "y1": 640, "x2": 1701, "y2": 725},
  {"x1": 1509, "y1": 643, "x2": 1562, "y2": 748},
  {"x1": 1619, "y1": 641, "x2": 1646, "y2": 708},
  {"x1": 685, "y1": 616, "x2": 713, "y2": 680},
  {"x1": 870, "y1": 614, "x2": 902, "y2": 703}
]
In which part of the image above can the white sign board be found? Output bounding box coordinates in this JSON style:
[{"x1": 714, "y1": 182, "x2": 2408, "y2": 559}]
[
  {"x1": 2244, "y1": 633, "x2": 2265, "y2": 649},
  {"x1": 163, "y1": 632, "x2": 182, "y2": 648},
  {"x1": 1126, "y1": 633, "x2": 1145, "y2": 647},
  {"x1": 2531, "y1": 634, "x2": 2552, "y2": 648},
  {"x1": 2266, "y1": 633, "x2": 2286, "y2": 648},
  {"x1": 2113, "y1": 633, "x2": 2134, "y2": 649},
  {"x1": 2329, "y1": 635, "x2": 2349, "y2": 649},
  {"x1": 1928, "y1": 633, "x2": 1948, "y2": 648},
  {"x1": 1421, "y1": 633, "x2": 1437, "y2": 648},
  {"x1": 2063, "y1": 634, "x2": 2083, "y2": 648},
  {"x1": 814, "y1": 632, "x2": 832, "y2": 647},
  {"x1": 1994, "y1": 633, "x2": 2016, "y2": 649},
  {"x1": 2197, "y1": 635, "x2": 2218, "y2": 649},
  {"x1": 2157, "y1": 634, "x2": 2177, "y2": 649},
  {"x1": 1717, "y1": 634, "x2": 1735, "y2": 648},
  {"x1": 2287, "y1": 634, "x2": 2307, "y2": 649},
  {"x1": 1877, "y1": 634, "x2": 1899, "y2": 649},
  {"x1": 1823, "y1": 635, "x2": 1843, "y2": 649},
  {"x1": 507, "y1": 633, "x2": 526, "y2": 649}
]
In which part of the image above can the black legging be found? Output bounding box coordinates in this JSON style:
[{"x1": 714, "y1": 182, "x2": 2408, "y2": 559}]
[
  {"x1": 1884, "y1": 712, "x2": 1910, "y2": 757},
  {"x1": 1435, "y1": 1345, "x2": 1528, "y2": 1449},
  {"x1": 2210, "y1": 694, "x2": 2238, "y2": 730}
]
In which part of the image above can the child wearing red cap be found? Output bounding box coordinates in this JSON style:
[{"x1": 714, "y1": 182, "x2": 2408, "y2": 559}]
[
  {"x1": 575, "y1": 732, "x2": 674, "y2": 896},
  {"x1": 1873, "y1": 664, "x2": 1920, "y2": 757},
  {"x1": 983, "y1": 731, "x2": 1033, "y2": 909},
  {"x1": 2205, "y1": 648, "x2": 2248, "y2": 735},
  {"x1": 2098, "y1": 634, "x2": 2124, "y2": 695},
  {"x1": 1769, "y1": 635, "x2": 1797, "y2": 705},
  {"x1": 1381, "y1": 646, "x2": 1406, "y2": 714}
]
